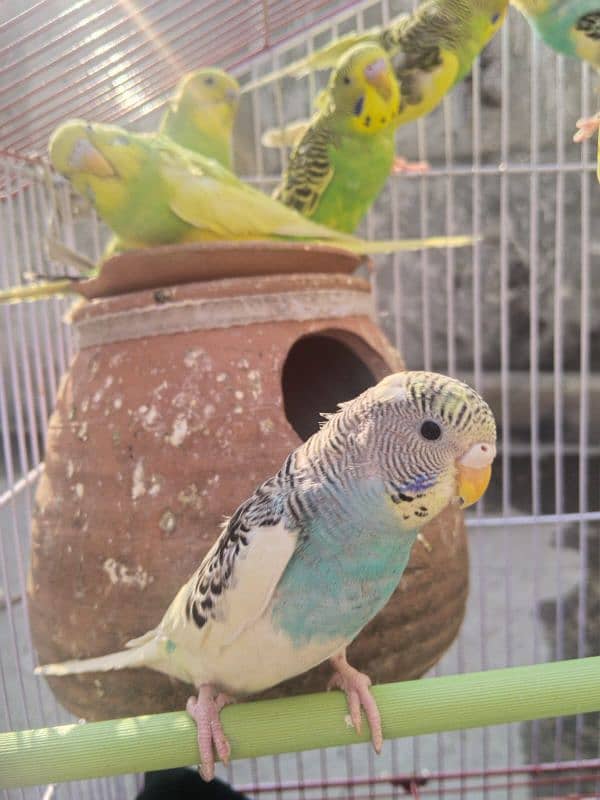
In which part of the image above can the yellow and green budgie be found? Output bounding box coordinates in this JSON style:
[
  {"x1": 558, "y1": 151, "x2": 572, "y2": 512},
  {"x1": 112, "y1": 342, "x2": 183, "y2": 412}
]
[
  {"x1": 273, "y1": 43, "x2": 401, "y2": 233},
  {"x1": 102, "y1": 67, "x2": 240, "y2": 262},
  {"x1": 159, "y1": 67, "x2": 240, "y2": 170},
  {"x1": 254, "y1": 0, "x2": 508, "y2": 165},
  {"x1": 510, "y1": 0, "x2": 600, "y2": 142}
]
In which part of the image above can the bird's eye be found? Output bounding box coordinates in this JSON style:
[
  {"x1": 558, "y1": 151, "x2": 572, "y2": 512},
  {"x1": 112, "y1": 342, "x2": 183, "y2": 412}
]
[
  {"x1": 204, "y1": 76, "x2": 215, "y2": 85},
  {"x1": 491, "y1": 12, "x2": 500, "y2": 23},
  {"x1": 112, "y1": 135, "x2": 129, "y2": 146},
  {"x1": 343, "y1": 76, "x2": 351, "y2": 85},
  {"x1": 420, "y1": 420, "x2": 442, "y2": 441}
]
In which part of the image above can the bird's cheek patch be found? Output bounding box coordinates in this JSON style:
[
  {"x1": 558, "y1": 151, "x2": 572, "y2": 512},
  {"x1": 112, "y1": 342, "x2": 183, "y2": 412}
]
[{"x1": 353, "y1": 96, "x2": 365, "y2": 116}]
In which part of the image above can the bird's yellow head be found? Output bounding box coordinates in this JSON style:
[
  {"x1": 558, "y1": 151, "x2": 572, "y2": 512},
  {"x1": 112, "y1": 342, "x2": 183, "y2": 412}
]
[
  {"x1": 357, "y1": 371, "x2": 497, "y2": 529},
  {"x1": 327, "y1": 43, "x2": 400, "y2": 135},
  {"x1": 48, "y1": 120, "x2": 151, "y2": 216},
  {"x1": 170, "y1": 68, "x2": 240, "y2": 128}
]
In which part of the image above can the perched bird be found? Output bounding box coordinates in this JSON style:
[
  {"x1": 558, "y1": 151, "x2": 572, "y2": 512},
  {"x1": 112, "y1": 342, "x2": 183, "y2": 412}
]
[
  {"x1": 273, "y1": 43, "x2": 401, "y2": 233},
  {"x1": 36, "y1": 370, "x2": 497, "y2": 782},
  {"x1": 160, "y1": 68, "x2": 240, "y2": 170},
  {"x1": 250, "y1": 0, "x2": 508, "y2": 167},
  {"x1": 102, "y1": 69, "x2": 240, "y2": 264},
  {"x1": 510, "y1": 0, "x2": 600, "y2": 141},
  {"x1": 45, "y1": 120, "x2": 472, "y2": 254}
]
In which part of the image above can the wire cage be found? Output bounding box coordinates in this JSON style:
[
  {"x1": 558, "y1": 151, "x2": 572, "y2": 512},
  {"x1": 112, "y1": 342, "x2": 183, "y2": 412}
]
[{"x1": 1, "y1": 0, "x2": 599, "y2": 798}]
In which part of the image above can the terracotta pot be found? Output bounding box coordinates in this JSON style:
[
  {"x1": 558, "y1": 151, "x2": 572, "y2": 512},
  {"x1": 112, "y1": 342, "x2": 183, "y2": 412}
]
[{"x1": 28, "y1": 260, "x2": 468, "y2": 721}]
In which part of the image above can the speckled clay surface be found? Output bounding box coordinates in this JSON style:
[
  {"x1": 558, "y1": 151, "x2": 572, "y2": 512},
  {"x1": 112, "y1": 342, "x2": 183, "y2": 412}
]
[{"x1": 28, "y1": 271, "x2": 468, "y2": 721}]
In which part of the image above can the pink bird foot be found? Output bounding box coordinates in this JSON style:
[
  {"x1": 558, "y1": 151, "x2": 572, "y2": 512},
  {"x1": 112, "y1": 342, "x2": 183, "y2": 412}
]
[
  {"x1": 328, "y1": 651, "x2": 383, "y2": 753},
  {"x1": 392, "y1": 156, "x2": 430, "y2": 176},
  {"x1": 573, "y1": 112, "x2": 600, "y2": 143},
  {"x1": 187, "y1": 686, "x2": 235, "y2": 781}
]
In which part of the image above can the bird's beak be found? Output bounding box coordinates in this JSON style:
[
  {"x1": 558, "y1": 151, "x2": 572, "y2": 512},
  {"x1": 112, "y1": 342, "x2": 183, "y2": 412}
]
[
  {"x1": 226, "y1": 88, "x2": 240, "y2": 105},
  {"x1": 70, "y1": 139, "x2": 114, "y2": 177},
  {"x1": 455, "y1": 442, "x2": 496, "y2": 509},
  {"x1": 364, "y1": 58, "x2": 394, "y2": 101}
]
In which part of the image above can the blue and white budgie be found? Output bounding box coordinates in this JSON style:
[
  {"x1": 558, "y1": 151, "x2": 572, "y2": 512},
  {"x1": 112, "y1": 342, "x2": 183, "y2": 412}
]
[{"x1": 36, "y1": 371, "x2": 497, "y2": 780}]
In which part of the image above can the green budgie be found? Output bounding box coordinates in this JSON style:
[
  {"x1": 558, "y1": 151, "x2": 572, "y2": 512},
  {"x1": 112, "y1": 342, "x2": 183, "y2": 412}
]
[
  {"x1": 160, "y1": 68, "x2": 240, "y2": 169},
  {"x1": 103, "y1": 67, "x2": 240, "y2": 263},
  {"x1": 36, "y1": 370, "x2": 497, "y2": 781},
  {"x1": 511, "y1": 0, "x2": 600, "y2": 141},
  {"x1": 250, "y1": 0, "x2": 508, "y2": 167},
  {"x1": 273, "y1": 43, "x2": 401, "y2": 233}
]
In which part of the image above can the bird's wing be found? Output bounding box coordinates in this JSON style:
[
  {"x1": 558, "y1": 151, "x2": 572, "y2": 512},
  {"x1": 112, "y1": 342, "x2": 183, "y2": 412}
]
[
  {"x1": 160, "y1": 140, "x2": 477, "y2": 254},
  {"x1": 161, "y1": 491, "x2": 299, "y2": 651},
  {"x1": 274, "y1": 123, "x2": 336, "y2": 218},
  {"x1": 161, "y1": 148, "x2": 348, "y2": 240}
]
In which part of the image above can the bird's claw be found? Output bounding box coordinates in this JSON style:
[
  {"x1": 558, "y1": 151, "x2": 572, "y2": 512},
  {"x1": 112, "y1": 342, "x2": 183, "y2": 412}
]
[
  {"x1": 187, "y1": 687, "x2": 234, "y2": 782},
  {"x1": 328, "y1": 657, "x2": 383, "y2": 753},
  {"x1": 573, "y1": 112, "x2": 600, "y2": 143},
  {"x1": 392, "y1": 156, "x2": 430, "y2": 176}
]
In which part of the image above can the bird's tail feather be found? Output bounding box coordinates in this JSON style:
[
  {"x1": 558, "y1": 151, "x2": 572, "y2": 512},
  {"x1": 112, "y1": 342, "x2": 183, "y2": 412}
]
[
  {"x1": 326, "y1": 234, "x2": 477, "y2": 255},
  {"x1": 261, "y1": 120, "x2": 310, "y2": 149},
  {"x1": 0, "y1": 279, "x2": 76, "y2": 305},
  {"x1": 241, "y1": 31, "x2": 377, "y2": 93},
  {"x1": 34, "y1": 634, "x2": 161, "y2": 676}
]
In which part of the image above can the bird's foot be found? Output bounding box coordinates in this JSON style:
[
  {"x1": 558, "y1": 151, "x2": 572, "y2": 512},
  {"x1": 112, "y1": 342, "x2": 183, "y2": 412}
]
[
  {"x1": 186, "y1": 686, "x2": 235, "y2": 782},
  {"x1": 328, "y1": 652, "x2": 383, "y2": 753},
  {"x1": 391, "y1": 156, "x2": 430, "y2": 176},
  {"x1": 573, "y1": 112, "x2": 600, "y2": 143}
]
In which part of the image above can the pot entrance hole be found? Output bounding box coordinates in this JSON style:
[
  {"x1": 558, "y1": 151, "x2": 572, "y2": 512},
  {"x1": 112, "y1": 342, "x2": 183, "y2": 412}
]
[{"x1": 282, "y1": 332, "x2": 388, "y2": 441}]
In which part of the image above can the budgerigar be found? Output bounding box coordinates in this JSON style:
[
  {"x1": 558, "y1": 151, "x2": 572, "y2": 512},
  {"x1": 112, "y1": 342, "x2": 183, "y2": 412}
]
[
  {"x1": 250, "y1": 0, "x2": 508, "y2": 167},
  {"x1": 511, "y1": 0, "x2": 600, "y2": 141},
  {"x1": 46, "y1": 120, "x2": 472, "y2": 254},
  {"x1": 36, "y1": 370, "x2": 497, "y2": 780},
  {"x1": 102, "y1": 68, "x2": 240, "y2": 264},
  {"x1": 273, "y1": 43, "x2": 401, "y2": 233},
  {"x1": 160, "y1": 68, "x2": 240, "y2": 169}
]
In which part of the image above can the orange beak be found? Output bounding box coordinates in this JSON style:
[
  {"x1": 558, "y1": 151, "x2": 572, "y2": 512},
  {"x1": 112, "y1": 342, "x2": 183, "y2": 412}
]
[
  {"x1": 455, "y1": 442, "x2": 496, "y2": 509},
  {"x1": 456, "y1": 463, "x2": 492, "y2": 509},
  {"x1": 364, "y1": 58, "x2": 394, "y2": 102},
  {"x1": 70, "y1": 139, "x2": 114, "y2": 177}
]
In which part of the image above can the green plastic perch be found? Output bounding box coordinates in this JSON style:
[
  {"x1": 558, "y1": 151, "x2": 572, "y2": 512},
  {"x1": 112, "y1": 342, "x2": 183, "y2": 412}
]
[{"x1": 2, "y1": 657, "x2": 600, "y2": 789}]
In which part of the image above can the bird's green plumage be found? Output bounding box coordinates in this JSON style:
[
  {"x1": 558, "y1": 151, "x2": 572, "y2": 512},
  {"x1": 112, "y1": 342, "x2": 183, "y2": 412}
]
[
  {"x1": 274, "y1": 43, "x2": 400, "y2": 233},
  {"x1": 381, "y1": 0, "x2": 508, "y2": 120},
  {"x1": 158, "y1": 68, "x2": 240, "y2": 169},
  {"x1": 511, "y1": 0, "x2": 600, "y2": 68}
]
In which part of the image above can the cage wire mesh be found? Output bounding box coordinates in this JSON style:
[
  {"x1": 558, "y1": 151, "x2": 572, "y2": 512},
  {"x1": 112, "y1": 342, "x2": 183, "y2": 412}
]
[{"x1": 1, "y1": 0, "x2": 600, "y2": 797}]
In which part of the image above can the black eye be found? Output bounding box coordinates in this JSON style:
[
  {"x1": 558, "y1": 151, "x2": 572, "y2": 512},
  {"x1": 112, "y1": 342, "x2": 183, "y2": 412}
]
[
  {"x1": 204, "y1": 76, "x2": 215, "y2": 85},
  {"x1": 420, "y1": 420, "x2": 442, "y2": 441},
  {"x1": 343, "y1": 76, "x2": 351, "y2": 84},
  {"x1": 491, "y1": 12, "x2": 500, "y2": 22}
]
